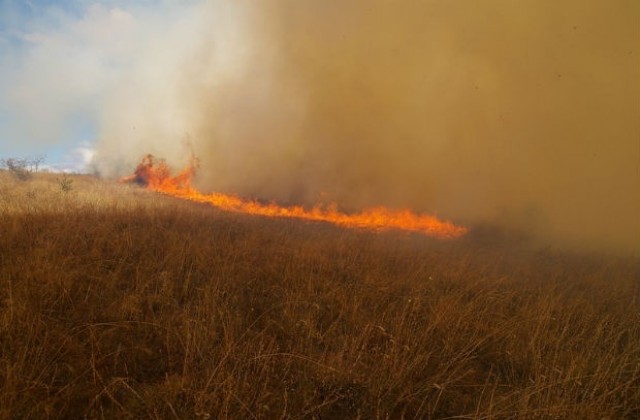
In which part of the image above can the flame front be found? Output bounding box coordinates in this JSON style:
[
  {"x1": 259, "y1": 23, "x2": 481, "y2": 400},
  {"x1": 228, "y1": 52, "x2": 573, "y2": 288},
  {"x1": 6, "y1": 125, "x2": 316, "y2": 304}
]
[{"x1": 122, "y1": 155, "x2": 468, "y2": 239}]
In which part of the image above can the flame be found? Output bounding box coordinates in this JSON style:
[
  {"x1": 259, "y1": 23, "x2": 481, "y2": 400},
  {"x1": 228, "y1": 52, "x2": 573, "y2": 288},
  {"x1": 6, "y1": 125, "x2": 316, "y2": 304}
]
[{"x1": 122, "y1": 155, "x2": 468, "y2": 239}]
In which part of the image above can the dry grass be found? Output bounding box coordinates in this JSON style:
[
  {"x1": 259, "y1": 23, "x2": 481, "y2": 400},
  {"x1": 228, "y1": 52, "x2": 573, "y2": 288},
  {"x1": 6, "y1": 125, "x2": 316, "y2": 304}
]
[{"x1": 0, "y1": 170, "x2": 639, "y2": 419}]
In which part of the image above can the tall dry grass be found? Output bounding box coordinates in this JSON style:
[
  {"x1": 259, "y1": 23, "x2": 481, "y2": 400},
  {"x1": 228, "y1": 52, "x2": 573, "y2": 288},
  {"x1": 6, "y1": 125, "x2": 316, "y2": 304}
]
[{"x1": 0, "y1": 170, "x2": 638, "y2": 419}]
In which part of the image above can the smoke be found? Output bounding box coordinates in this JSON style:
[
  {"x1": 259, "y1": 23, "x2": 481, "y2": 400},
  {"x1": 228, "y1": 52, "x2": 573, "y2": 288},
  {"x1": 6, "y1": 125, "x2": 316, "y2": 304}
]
[
  {"x1": 0, "y1": 3, "x2": 137, "y2": 156},
  {"x1": 90, "y1": 0, "x2": 639, "y2": 254}
]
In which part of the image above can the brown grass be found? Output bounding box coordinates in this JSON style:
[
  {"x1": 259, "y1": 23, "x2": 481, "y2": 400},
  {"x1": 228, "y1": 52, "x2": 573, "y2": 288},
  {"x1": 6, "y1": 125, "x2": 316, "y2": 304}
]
[{"x1": 1, "y1": 170, "x2": 638, "y2": 419}]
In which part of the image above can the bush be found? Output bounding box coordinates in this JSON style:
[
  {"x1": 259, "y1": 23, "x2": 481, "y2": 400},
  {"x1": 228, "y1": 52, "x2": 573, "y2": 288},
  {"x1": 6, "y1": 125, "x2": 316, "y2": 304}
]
[
  {"x1": 1, "y1": 155, "x2": 47, "y2": 180},
  {"x1": 58, "y1": 174, "x2": 73, "y2": 193},
  {"x1": 0, "y1": 158, "x2": 32, "y2": 181}
]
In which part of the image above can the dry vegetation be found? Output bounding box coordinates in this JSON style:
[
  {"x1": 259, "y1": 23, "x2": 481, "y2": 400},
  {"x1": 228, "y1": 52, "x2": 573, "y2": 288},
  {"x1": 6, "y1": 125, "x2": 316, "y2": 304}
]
[{"x1": 0, "y1": 169, "x2": 639, "y2": 419}]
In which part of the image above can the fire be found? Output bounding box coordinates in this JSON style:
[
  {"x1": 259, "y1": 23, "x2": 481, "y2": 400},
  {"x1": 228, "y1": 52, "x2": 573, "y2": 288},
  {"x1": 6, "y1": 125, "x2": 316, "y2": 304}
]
[{"x1": 122, "y1": 155, "x2": 468, "y2": 239}]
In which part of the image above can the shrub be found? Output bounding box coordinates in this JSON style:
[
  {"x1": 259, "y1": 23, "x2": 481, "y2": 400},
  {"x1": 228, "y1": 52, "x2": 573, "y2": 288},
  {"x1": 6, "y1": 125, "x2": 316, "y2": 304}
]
[
  {"x1": 0, "y1": 158, "x2": 31, "y2": 181},
  {"x1": 58, "y1": 174, "x2": 73, "y2": 193}
]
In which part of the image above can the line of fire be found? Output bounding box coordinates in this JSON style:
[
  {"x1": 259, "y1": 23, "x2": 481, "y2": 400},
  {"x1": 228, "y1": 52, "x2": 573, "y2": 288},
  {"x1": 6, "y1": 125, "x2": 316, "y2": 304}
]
[{"x1": 122, "y1": 154, "x2": 468, "y2": 239}]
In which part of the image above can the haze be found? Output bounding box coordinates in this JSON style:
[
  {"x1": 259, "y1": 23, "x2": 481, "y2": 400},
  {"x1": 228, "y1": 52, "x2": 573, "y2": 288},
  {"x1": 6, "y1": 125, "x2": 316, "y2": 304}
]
[{"x1": 12, "y1": 1, "x2": 640, "y2": 253}]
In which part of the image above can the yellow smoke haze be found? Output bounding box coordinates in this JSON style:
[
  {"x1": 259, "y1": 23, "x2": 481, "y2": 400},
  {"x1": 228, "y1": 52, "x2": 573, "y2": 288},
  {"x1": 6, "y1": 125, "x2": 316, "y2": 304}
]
[{"x1": 95, "y1": 0, "x2": 640, "y2": 254}]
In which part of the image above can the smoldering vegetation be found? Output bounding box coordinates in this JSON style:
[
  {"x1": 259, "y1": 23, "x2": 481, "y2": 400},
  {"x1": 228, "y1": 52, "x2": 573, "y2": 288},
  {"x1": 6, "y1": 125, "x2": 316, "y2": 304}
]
[
  {"x1": 92, "y1": 0, "x2": 640, "y2": 255},
  {"x1": 1, "y1": 170, "x2": 639, "y2": 419}
]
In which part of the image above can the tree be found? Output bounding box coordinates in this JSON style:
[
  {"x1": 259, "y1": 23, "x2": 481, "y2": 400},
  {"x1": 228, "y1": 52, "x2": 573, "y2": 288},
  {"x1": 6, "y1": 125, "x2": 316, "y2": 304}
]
[
  {"x1": 0, "y1": 158, "x2": 31, "y2": 181},
  {"x1": 30, "y1": 155, "x2": 46, "y2": 173}
]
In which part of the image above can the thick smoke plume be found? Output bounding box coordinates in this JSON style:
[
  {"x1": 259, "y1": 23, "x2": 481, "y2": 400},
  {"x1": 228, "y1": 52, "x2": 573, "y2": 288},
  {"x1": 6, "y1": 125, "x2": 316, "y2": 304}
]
[{"x1": 94, "y1": 0, "x2": 640, "y2": 254}]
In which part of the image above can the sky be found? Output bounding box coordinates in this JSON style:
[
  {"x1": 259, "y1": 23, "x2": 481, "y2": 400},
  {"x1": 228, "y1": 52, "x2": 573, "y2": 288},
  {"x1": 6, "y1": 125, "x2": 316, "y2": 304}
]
[
  {"x1": 0, "y1": 0, "x2": 198, "y2": 171},
  {"x1": 0, "y1": 0, "x2": 638, "y2": 254}
]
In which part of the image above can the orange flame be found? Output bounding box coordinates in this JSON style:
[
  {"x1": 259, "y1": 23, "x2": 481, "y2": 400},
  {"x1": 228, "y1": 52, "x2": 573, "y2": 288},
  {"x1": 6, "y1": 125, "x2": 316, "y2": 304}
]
[{"x1": 122, "y1": 155, "x2": 467, "y2": 239}]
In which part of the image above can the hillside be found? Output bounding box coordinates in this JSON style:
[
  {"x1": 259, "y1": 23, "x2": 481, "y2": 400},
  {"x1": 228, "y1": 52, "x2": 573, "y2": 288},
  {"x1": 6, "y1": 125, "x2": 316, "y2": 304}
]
[{"x1": 1, "y1": 171, "x2": 638, "y2": 419}]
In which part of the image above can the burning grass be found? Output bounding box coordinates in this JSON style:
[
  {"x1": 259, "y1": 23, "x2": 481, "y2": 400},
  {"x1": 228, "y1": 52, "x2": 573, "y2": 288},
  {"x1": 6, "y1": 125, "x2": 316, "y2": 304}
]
[
  {"x1": 0, "y1": 170, "x2": 639, "y2": 418},
  {"x1": 121, "y1": 155, "x2": 468, "y2": 239}
]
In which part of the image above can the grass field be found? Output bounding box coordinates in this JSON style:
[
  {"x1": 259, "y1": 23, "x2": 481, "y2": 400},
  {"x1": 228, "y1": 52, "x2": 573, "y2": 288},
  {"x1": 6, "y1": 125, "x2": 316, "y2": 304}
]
[{"x1": 1, "y1": 170, "x2": 638, "y2": 419}]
